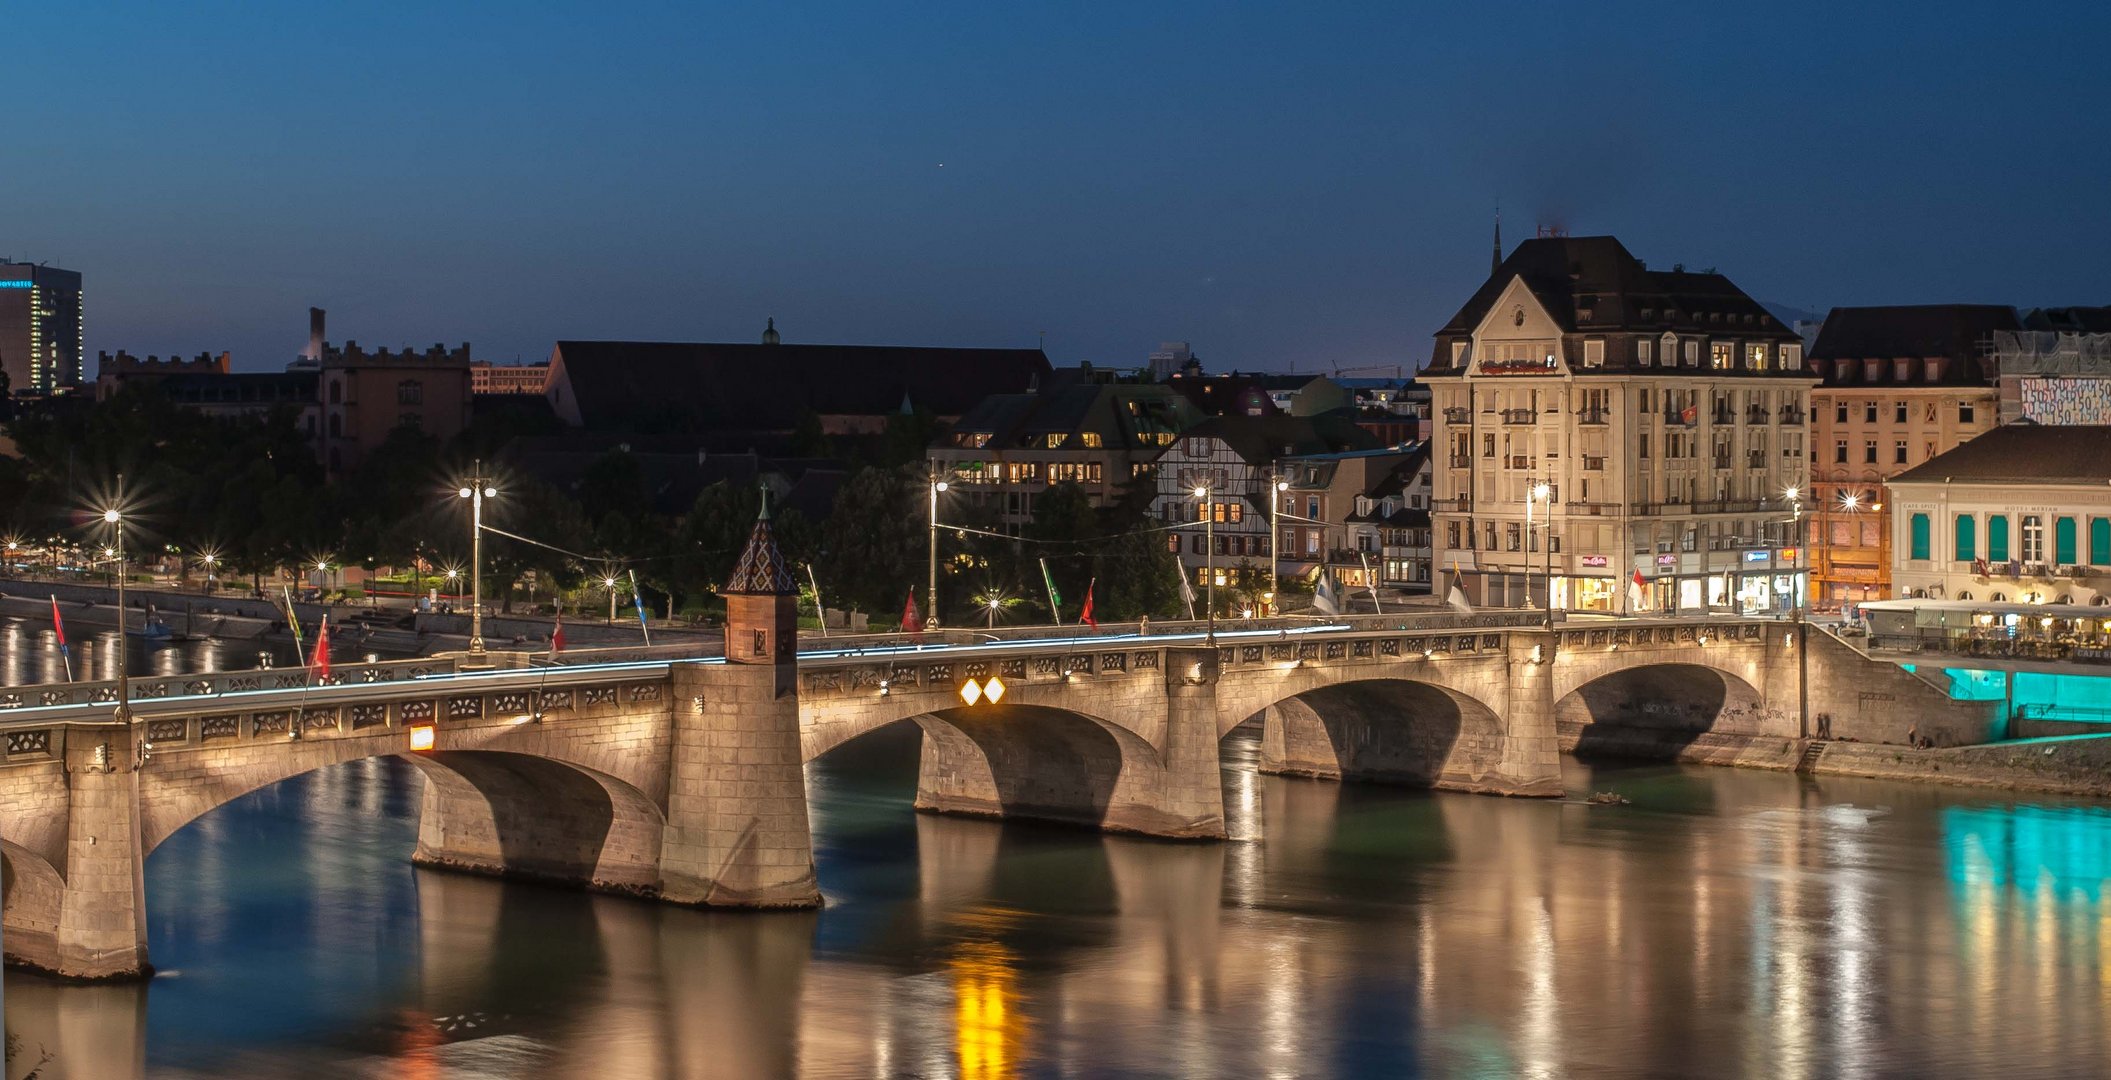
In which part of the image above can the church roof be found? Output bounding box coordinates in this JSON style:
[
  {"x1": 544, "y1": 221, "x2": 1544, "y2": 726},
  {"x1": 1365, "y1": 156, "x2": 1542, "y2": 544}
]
[{"x1": 724, "y1": 499, "x2": 798, "y2": 595}]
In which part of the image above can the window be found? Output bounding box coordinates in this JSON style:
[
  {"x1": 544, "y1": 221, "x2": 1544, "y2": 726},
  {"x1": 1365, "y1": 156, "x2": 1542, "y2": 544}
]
[
  {"x1": 1894, "y1": 440, "x2": 1908, "y2": 464},
  {"x1": 1925, "y1": 402, "x2": 1937, "y2": 423},
  {"x1": 1684, "y1": 340, "x2": 1698, "y2": 366},
  {"x1": 1078, "y1": 432, "x2": 1103, "y2": 449},
  {"x1": 1166, "y1": 534, "x2": 1180, "y2": 553},
  {"x1": 398, "y1": 411, "x2": 422, "y2": 431},
  {"x1": 1747, "y1": 343, "x2": 1767, "y2": 370},
  {"x1": 1783, "y1": 344, "x2": 1802, "y2": 369},
  {"x1": 1959, "y1": 401, "x2": 1975, "y2": 423},
  {"x1": 1482, "y1": 434, "x2": 1495, "y2": 458},
  {"x1": 2092, "y1": 518, "x2": 2111, "y2": 565},
  {"x1": 1446, "y1": 522, "x2": 1460, "y2": 550},
  {"x1": 2021, "y1": 516, "x2": 2045, "y2": 562},
  {"x1": 1306, "y1": 497, "x2": 1320, "y2": 519},
  {"x1": 1506, "y1": 523, "x2": 1521, "y2": 551},
  {"x1": 1637, "y1": 339, "x2": 1653, "y2": 366},
  {"x1": 328, "y1": 414, "x2": 342, "y2": 437},
  {"x1": 1834, "y1": 441, "x2": 1847, "y2": 464},
  {"x1": 1043, "y1": 433, "x2": 1067, "y2": 448},
  {"x1": 1894, "y1": 402, "x2": 1908, "y2": 423},
  {"x1": 1910, "y1": 513, "x2": 1930, "y2": 560},
  {"x1": 1452, "y1": 341, "x2": 1468, "y2": 365},
  {"x1": 1987, "y1": 515, "x2": 2010, "y2": 562},
  {"x1": 329, "y1": 380, "x2": 343, "y2": 405},
  {"x1": 397, "y1": 380, "x2": 423, "y2": 405},
  {"x1": 2056, "y1": 517, "x2": 2077, "y2": 565},
  {"x1": 752, "y1": 629, "x2": 767, "y2": 657},
  {"x1": 1639, "y1": 433, "x2": 1651, "y2": 459},
  {"x1": 1583, "y1": 339, "x2": 1604, "y2": 367},
  {"x1": 1710, "y1": 342, "x2": 1732, "y2": 370},
  {"x1": 1864, "y1": 402, "x2": 1877, "y2": 423},
  {"x1": 1863, "y1": 440, "x2": 1877, "y2": 464},
  {"x1": 1835, "y1": 402, "x2": 1848, "y2": 423}
]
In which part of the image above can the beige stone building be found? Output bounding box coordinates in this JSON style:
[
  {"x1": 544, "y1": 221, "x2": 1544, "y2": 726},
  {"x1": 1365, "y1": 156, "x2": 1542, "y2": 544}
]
[
  {"x1": 1805, "y1": 305, "x2": 2015, "y2": 608},
  {"x1": 1425, "y1": 236, "x2": 1812, "y2": 614},
  {"x1": 1886, "y1": 425, "x2": 2111, "y2": 605}
]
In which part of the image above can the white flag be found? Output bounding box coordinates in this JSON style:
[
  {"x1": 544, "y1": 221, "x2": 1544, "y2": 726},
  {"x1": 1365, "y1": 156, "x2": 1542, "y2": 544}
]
[
  {"x1": 1313, "y1": 571, "x2": 1342, "y2": 616},
  {"x1": 1446, "y1": 582, "x2": 1473, "y2": 614}
]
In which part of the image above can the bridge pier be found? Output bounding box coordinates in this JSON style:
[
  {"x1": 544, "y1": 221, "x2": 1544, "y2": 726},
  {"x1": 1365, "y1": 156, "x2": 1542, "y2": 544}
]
[
  {"x1": 1481, "y1": 629, "x2": 1563, "y2": 797},
  {"x1": 54, "y1": 726, "x2": 151, "y2": 980}
]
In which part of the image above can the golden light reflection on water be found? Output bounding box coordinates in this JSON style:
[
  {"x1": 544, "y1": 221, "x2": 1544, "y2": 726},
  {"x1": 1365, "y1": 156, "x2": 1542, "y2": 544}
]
[{"x1": 950, "y1": 940, "x2": 1030, "y2": 1080}]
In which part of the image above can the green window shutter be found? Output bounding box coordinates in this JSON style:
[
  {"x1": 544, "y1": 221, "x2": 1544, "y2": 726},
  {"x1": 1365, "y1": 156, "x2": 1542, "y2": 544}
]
[
  {"x1": 1954, "y1": 514, "x2": 1976, "y2": 562},
  {"x1": 2056, "y1": 517, "x2": 2078, "y2": 565},
  {"x1": 1910, "y1": 513, "x2": 1930, "y2": 561},
  {"x1": 1988, "y1": 515, "x2": 2010, "y2": 562},
  {"x1": 2092, "y1": 517, "x2": 2111, "y2": 566}
]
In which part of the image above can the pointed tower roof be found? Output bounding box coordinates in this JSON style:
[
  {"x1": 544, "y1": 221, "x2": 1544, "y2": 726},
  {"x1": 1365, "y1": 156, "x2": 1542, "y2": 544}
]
[
  {"x1": 724, "y1": 488, "x2": 797, "y2": 595},
  {"x1": 1491, "y1": 210, "x2": 1503, "y2": 276}
]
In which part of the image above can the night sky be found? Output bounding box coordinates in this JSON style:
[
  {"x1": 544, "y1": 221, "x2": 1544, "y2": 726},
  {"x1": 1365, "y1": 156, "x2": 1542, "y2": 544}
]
[{"x1": 8, "y1": 2, "x2": 2108, "y2": 374}]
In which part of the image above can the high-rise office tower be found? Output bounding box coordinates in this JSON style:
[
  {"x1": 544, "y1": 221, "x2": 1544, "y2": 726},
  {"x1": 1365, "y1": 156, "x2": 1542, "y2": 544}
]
[{"x1": 0, "y1": 261, "x2": 85, "y2": 394}]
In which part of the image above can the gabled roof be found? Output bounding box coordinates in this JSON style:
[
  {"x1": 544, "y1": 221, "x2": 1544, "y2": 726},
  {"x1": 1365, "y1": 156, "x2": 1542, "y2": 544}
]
[
  {"x1": 1176, "y1": 413, "x2": 1384, "y2": 465},
  {"x1": 1889, "y1": 424, "x2": 2111, "y2": 485},
  {"x1": 1427, "y1": 235, "x2": 1801, "y2": 375},
  {"x1": 549, "y1": 341, "x2": 1051, "y2": 433},
  {"x1": 1807, "y1": 304, "x2": 2017, "y2": 386}
]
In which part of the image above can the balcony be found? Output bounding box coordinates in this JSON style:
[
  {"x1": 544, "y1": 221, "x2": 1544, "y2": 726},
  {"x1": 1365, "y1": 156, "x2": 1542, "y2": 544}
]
[
  {"x1": 1746, "y1": 451, "x2": 1767, "y2": 469},
  {"x1": 1710, "y1": 409, "x2": 1735, "y2": 425},
  {"x1": 1582, "y1": 454, "x2": 1606, "y2": 471},
  {"x1": 1434, "y1": 497, "x2": 1473, "y2": 513},
  {"x1": 1562, "y1": 501, "x2": 1620, "y2": 516},
  {"x1": 1576, "y1": 407, "x2": 1609, "y2": 425},
  {"x1": 1505, "y1": 455, "x2": 1534, "y2": 470},
  {"x1": 1442, "y1": 407, "x2": 1471, "y2": 424},
  {"x1": 1500, "y1": 408, "x2": 1537, "y2": 425},
  {"x1": 1745, "y1": 406, "x2": 1770, "y2": 424},
  {"x1": 1711, "y1": 455, "x2": 1732, "y2": 470},
  {"x1": 1662, "y1": 409, "x2": 1695, "y2": 427},
  {"x1": 1778, "y1": 407, "x2": 1806, "y2": 426}
]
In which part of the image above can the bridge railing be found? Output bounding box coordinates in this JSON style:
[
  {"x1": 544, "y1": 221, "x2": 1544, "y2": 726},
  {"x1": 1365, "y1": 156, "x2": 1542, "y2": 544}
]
[{"x1": 0, "y1": 654, "x2": 465, "y2": 717}]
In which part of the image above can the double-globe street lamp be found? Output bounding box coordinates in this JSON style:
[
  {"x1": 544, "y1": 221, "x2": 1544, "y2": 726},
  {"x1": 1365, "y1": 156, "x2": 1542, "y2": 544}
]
[
  {"x1": 1193, "y1": 483, "x2": 1217, "y2": 643},
  {"x1": 457, "y1": 463, "x2": 499, "y2": 656}
]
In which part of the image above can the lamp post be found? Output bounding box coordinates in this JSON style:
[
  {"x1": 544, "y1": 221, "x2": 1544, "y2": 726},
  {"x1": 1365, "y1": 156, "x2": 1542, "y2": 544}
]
[
  {"x1": 603, "y1": 574, "x2": 620, "y2": 625},
  {"x1": 1526, "y1": 481, "x2": 1552, "y2": 626},
  {"x1": 928, "y1": 471, "x2": 949, "y2": 629},
  {"x1": 457, "y1": 463, "x2": 498, "y2": 655},
  {"x1": 1194, "y1": 484, "x2": 1215, "y2": 643},
  {"x1": 1270, "y1": 475, "x2": 1288, "y2": 616},
  {"x1": 1787, "y1": 484, "x2": 1810, "y2": 739},
  {"x1": 102, "y1": 485, "x2": 130, "y2": 722},
  {"x1": 1831, "y1": 490, "x2": 1862, "y2": 616}
]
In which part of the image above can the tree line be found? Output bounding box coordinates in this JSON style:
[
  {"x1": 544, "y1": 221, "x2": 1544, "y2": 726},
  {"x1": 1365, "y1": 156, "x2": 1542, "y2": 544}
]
[{"x1": 0, "y1": 386, "x2": 1225, "y2": 626}]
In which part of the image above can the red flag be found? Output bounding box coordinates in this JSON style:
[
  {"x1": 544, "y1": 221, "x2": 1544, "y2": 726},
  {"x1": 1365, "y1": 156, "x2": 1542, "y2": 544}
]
[
  {"x1": 311, "y1": 615, "x2": 331, "y2": 680},
  {"x1": 1631, "y1": 569, "x2": 1646, "y2": 589},
  {"x1": 551, "y1": 611, "x2": 567, "y2": 654},
  {"x1": 1080, "y1": 579, "x2": 1097, "y2": 629},
  {"x1": 50, "y1": 595, "x2": 66, "y2": 649},
  {"x1": 902, "y1": 590, "x2": 925, "y2": 635}
]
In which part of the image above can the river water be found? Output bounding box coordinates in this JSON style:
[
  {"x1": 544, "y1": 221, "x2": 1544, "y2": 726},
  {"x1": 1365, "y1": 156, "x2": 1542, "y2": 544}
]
[{"x1": 7, "y1": 726, "x2": 2111, "y2": 1079}]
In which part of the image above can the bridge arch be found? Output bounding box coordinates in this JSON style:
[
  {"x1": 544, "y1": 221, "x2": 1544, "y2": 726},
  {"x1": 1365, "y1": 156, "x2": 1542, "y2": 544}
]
[
  {"x1": 1248, "y1": 677, "x2": 1507, "y2": 789},
  {"x1": 1555, "y1": 662, "x2": 1775, "y2": 759},
  {"x1": 1, "y1": 838, "x2": 66, "y2": 973}
]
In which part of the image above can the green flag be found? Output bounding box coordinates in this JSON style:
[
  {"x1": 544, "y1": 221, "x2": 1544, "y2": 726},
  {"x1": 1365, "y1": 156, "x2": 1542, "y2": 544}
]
[{"x1": 1039, "y1": 558, "x2": 1063, "y2": 619}]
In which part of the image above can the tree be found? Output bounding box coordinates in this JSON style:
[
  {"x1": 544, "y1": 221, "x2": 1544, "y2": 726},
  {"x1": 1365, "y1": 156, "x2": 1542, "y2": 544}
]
[{"x1": 817, "y1": 466, "x2": 923, "y2": 618}]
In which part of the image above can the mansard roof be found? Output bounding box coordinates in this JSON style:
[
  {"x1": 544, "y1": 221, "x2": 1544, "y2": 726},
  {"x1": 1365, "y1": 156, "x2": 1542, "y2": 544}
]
[{"x1": 1807, "y1": 304, "x2": 2017, "y2": 387}]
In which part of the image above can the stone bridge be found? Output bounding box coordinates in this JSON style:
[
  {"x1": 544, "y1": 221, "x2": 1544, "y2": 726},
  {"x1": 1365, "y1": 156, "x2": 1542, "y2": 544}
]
[{"x1": 0, "y1": 515, "x2": 1996, "y2": 980}]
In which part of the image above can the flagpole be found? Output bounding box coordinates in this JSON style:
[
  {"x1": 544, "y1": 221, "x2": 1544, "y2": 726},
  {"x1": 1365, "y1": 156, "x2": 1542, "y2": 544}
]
[
  {"x1": 1359, "y1": 552, "x2": 1384, "y2": 615},
  {"x1": 1039, "y1": 558, "x2": 1063, "y2": 626},
  {"x1": 50, "y1": 594, "x2": 73, "y2": 682},
  {"x1": 628, "y1": 570, "x2": 652, "y2": 646}
]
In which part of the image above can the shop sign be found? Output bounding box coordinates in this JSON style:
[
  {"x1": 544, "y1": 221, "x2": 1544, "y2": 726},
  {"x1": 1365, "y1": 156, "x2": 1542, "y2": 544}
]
[
  {"x1": 1581, "y1": 554, "x2": 1608, "y2": 567},
  {"x1": 1742, "y1": 550, "x2": 1771, "y2": 564},
  {"x1": 1655, "y1": 554, "x2": 1678, "y2": 567},
  {"x1": 1777, "y1": 548, "x2": 1801, "y2": 561}
]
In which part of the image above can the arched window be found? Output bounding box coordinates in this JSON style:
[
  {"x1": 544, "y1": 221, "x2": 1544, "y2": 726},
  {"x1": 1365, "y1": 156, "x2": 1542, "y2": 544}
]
[
  {"x1": 1958, "y1": 591, "x2": 1973, "y2": 601},
  {"x1": 1991, "y1": 592, "x2": 2006, "y2": 602},
  {"x1": 1910, "y1": 513, "x2": 1931, "y2": 560},
  {"x1": 2057, "y1": 594, "x2": 2073, "y2": 605}
]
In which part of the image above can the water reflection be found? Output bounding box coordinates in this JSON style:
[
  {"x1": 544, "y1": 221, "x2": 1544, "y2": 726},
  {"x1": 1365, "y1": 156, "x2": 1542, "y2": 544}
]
[
  {"x1": 5, "y1": 735, "x2": 2111, "y2": 1077},
  {"x1": 0, "y1": 617, "x2": 316, "y2": 688}
]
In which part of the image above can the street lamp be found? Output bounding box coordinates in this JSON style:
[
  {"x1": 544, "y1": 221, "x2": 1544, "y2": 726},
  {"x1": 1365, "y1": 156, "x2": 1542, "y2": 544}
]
[
  {"x1": 1784, "y1": 486, "x2": 1804, "y2": 615},
  {"x1": 928, "y1": 471, "x2": 949, "y2": 629},
  {"x1": 1525, "y1": 481, "x2": 1552, "y2": 626},
  {"x1": 457, "y1": 462, "x2": 498, "y2": 655},
  {"x1": 1193, "y1": 483, "x2": 1216, "y2": 643},
  {"x1": 603, "y1": 574, "x2": 620, "y2": 625},
  {"x1": 986, "y1": 594, "x2": 1001, "y2": 630},
  {"x1": 100, "y1": 484, "x2": 131, "y2": 721},
  {"x1": 1270, "y1": 476, "x2": 1288, "y2": 615}
]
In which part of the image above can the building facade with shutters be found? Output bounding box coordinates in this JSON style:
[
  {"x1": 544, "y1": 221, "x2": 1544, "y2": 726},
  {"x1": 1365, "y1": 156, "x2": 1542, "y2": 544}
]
[
  {"x1": 1886, "y1": 425, "x2": 2111, "y2": 607},
  {"x1": 1423, "y1": 236, "x2": 1813, "y2": 615},
  {"x1": 1805, "y1": 305, "x2": 2015, "y2": 609}
]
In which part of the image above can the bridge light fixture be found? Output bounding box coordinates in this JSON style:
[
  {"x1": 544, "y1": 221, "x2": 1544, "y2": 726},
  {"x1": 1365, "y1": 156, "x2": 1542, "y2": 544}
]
[
  {"x1": 1530, "y1": 643, "x2": 1544, "y2": 664},
  {"x1": 408, "y1": 724, "x2": 436, "y2": 752},
  {"x1": 878, "y1": 679, "x2": 891, "y2": 696},
  {"x1": 983, "y1": 676, "x2": 1005, "y2": 704},
  {"x1": 959, "y1": 679, "x2": 984, "y2": 706}
]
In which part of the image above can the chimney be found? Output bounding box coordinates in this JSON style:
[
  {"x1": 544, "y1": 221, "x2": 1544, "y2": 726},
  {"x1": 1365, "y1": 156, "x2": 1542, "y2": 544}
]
[{"x1": 307, "y1": 308, "x2": 326, "y2": 361}]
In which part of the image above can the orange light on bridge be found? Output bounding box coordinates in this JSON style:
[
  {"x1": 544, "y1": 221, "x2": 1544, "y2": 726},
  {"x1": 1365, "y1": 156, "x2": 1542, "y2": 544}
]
[
  {"x1": 408, "y1": 724, "x2": 436, "y2": 752},
  {"x1": 959, "y1": 679, "x2": 983, "y2": 706},
  {"x1": 983, "y1": 676, "x2": 1005, "y2": 704}
]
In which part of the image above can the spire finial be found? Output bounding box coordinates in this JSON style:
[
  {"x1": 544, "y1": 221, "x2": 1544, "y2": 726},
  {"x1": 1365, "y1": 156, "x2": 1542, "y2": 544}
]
[
  {"x1": 1492, "y1": 207, "x2": 1503, "y2": 276},
  {"x1": 758, "y1": 482, "x2": 772, "y2": 521},
  {"x1": 762, "y1": 317, "x2": 780, "y2": 346}
]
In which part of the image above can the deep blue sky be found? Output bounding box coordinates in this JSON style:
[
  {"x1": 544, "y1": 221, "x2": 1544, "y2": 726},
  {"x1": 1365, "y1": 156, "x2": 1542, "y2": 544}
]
[{"x1": 8, "y1": 2, "x2": 2108, "y2": 374}]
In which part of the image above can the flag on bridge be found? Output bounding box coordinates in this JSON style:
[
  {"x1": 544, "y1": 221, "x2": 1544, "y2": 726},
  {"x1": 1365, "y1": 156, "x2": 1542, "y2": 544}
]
[
  {"x1": 1313, "y1": 571, "x2": 1342, "y2": 616},
  {"x1": 901, "y1": 590, "x2": 923, "y2": 639},
  {"x1": 1039, "y1": 558, "x2": 1064, "y2": 625},
  {"x1": 311, "y1": 615, "x2": 331, "y2": 680},
  {"x1": 1628, "y1": 568, "x2": 1648, "y2": 612},
  {"x1": 1177, "y1": 570, "x2": 1197, "y2": 620},
  {"x1": 1080, "y1": 579, "x2": 1098, "y2": 628},
  {"x1": 50, "y1": 595, "x2": 72, "y2": 682},
  {"x1": 628, "y1": 570, "x2": 652, "y2": 645},
  {"x1": 550, "y1": 611, "x2": 567, "y2": 655},
  {"x1": 1444, "y1": 559, "x2": 1473, "y2": 614}
]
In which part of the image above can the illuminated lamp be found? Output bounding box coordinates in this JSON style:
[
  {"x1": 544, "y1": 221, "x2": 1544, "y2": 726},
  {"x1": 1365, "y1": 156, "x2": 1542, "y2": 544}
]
[{"x1": 409, "y1": 724, "x2": 437, "y2": 752}]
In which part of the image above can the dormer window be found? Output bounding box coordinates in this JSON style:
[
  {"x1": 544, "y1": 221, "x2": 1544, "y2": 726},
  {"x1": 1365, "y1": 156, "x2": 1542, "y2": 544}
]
[
  {"x1": 1924, "y1": 358, "x2": 1945, "y2": 381},
  {"x1": 1863, "y1": 360, "x2": 1881, "y2": 382},
  {"x1": 1894, "y1": 358, "x2": 1912, "y2": 382},
  {"x1": 1784, "y1": 344, "x2": 1803, "y2": 369},
  {"x1": 1044, "y1": 433, "x2": 1068, "y2": 448},
  {"x1": 1836, "y1": 359, "x2": 1854, "y2": 382}
]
